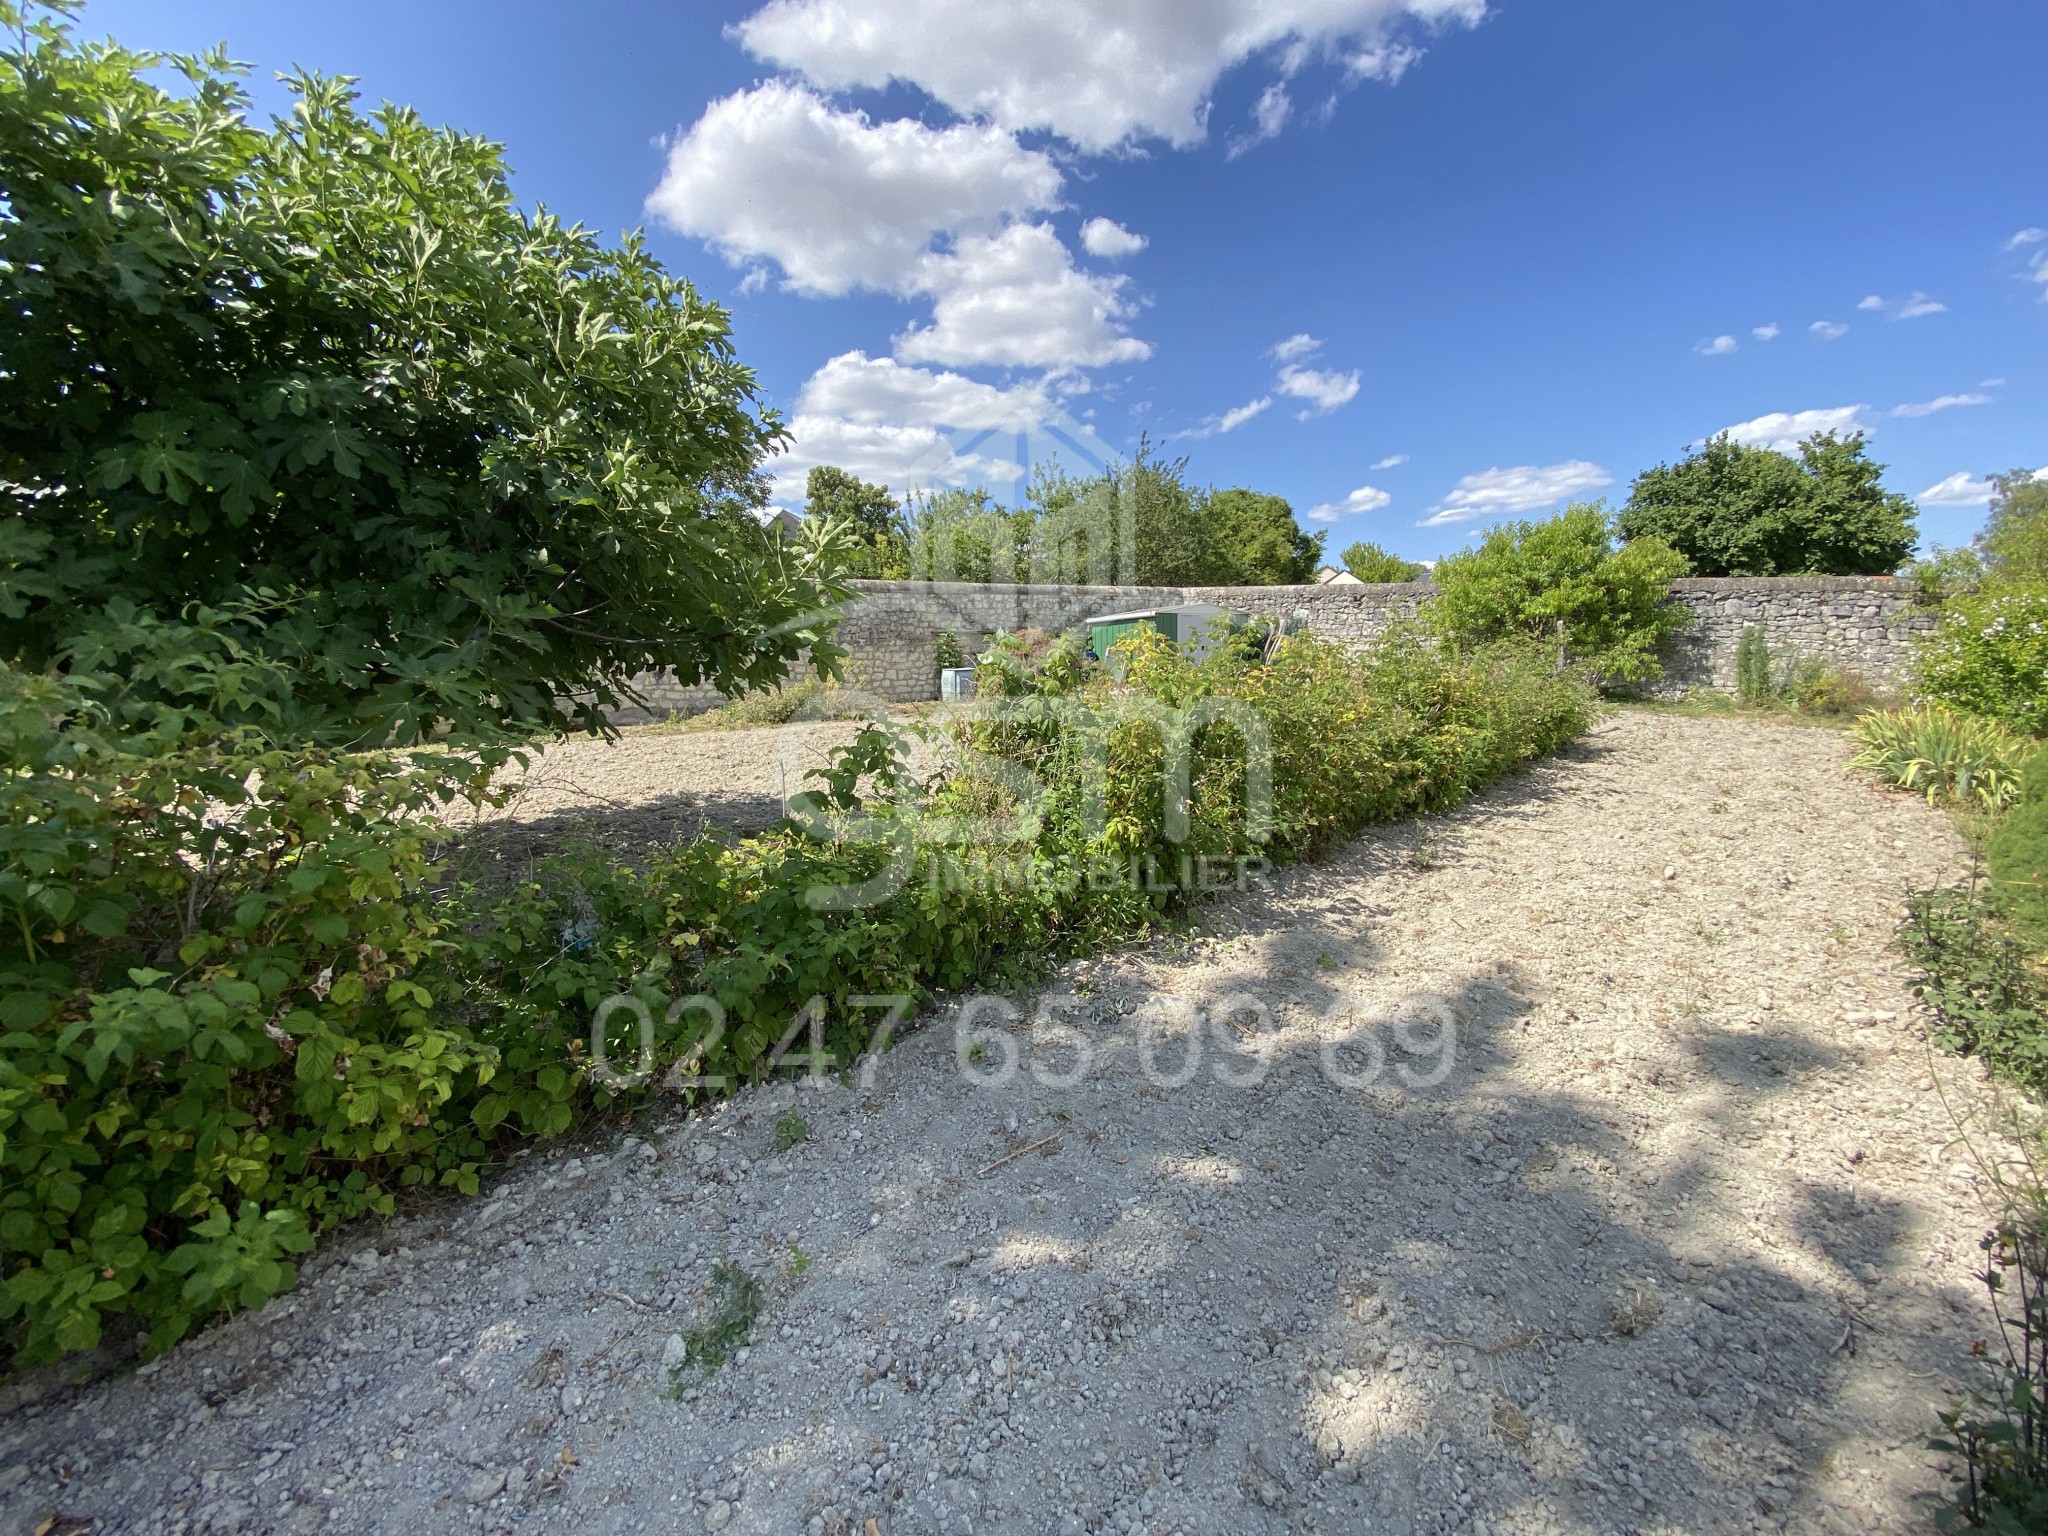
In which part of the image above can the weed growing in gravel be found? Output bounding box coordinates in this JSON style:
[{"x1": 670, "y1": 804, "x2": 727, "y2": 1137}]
[
  {"x1": 773, "y1": 1112, "x2": 810, "y2": 1152},
  {"x1": 670, "y1": 1262, "x2": 765, "y2": 1385}
]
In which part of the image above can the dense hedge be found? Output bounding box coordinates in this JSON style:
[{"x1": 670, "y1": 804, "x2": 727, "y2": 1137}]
[{"x1": 0, "y1": 631, "x2": 1588, "y2": 1363}]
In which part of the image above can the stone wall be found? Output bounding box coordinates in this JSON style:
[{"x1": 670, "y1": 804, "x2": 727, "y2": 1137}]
[{"x1": 612, "y1": 574, "x2": 1932, "y2": 719}]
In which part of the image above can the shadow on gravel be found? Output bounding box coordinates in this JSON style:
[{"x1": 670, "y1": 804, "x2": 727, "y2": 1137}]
[{"x1": 1249, "y1": 973, "x2": 1953, "y2": 1536}]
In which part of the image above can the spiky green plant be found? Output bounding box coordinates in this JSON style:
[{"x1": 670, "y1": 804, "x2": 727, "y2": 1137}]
[{"x1": 1849, "y1": 706, "x2": 2032, "y2": 811}]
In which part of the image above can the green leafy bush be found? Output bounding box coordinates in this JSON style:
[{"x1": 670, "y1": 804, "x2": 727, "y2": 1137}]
[
  {"x1": 1341, "y1": 542, "x2": 1426, "y2": 583},
  {"x1": 0, "y1": 667, "x2": 502, "y2": 1360},
  {"x1": 1425, "y1": 505, "x2": 1688, "y2": 684},
  {"x1": 1900, "y1": 886, "x2": 2048, "y2": 1096},
  {"x1": 0, "y1": 6, "x2": 847, "y2": 746},
  {"x1": 1914, "y1": 586, "x2": 2048, "y2": 738},
  {"x1": 1736, "y1": 626, "x2": 1773, "y2": 705},
  {"x1": 684, "y1": 678, "x2": 873, "y2": 731},
  {"x1": 1987, "y1": 749, "x2": 2048, "y2": 952},
  {"x1": 1934, "y1": 1210, "x2": 2048, "y2": 1535},
  {"x1": 1619, "y1": 431, "x2": 1917, "y2": 576},
  {"x1": 1, "y1": 629, "x2": 1589, "y2": 1365},
  {"x1": 1850, "y1": 706, "x2": 2030, "y2": 811}
]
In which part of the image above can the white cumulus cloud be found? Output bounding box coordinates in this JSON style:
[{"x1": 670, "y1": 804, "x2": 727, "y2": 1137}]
[
  {"x1": 731, "y1": 0, "x2": 1488, "y2": 153},
  {"x1": 1306, "y1": 485, "x2": 1393, "y2": 523},
  {"x1": 1079, "y1": 216, "x2": 1147, "y2": 258},
  {"x1": 1890, "y1": 393, "x2": 1993, "y2": 420},
  {"x1": 646, "y1": 81, "x2": 1061, "y2": 296},
  {"x1": 1809, "y1": 320, "x2": 1849, "y2": 341},
  {"x1": 1917, "y1": 473, "x2": 1996, "y2": 508},
  {"x1": 1695, "y1": 335, "x2": 1738, "y2": 356},
  {"x1": 2006, "y1": 228, "x2": 2047, "y2": 251},
  {"x1": 1752, "y1": 323, "x2": 1781, "y2": 341},
  {"x1": 1419, "y1": 462, "x2": 1614, "y2": 527},
  {"x1": 768, "y1": 351, "x2": 1051, "y2": 503},
  {"x1": 1276, "y1": 364, "x2": 1361, "y2": 416},
  {"x1": 1270, "y1": 333, "x2": 1324, "y2": 364},
  {"x1": 1371, "y1": 453, "x2": 1410, "y2": 469},
  {"x1": 895, "y1": 223, "x2": 1152, "y2": 370},
  {"x1": 1720, "y1": 405, "x2": 1871, "y2": 453}
]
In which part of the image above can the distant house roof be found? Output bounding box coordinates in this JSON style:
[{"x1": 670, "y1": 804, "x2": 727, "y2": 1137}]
[
  {"x1": 765, "y1": 508, "x2": 804, "y2": 539},
  {"x1": 1314, "y1": 565, "x2": 1365, "y2": 586}
]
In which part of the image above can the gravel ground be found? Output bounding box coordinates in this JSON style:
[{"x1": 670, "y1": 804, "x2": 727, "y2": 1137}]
[
  {"x1": 1, "y1": 709, "x2": 2011, "y2": 1536},
  {"x1": 449, "y1": 720, "x2": 879, "y2": 865}
]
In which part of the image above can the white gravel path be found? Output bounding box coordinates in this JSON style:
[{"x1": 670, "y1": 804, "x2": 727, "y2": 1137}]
[{"x1": 0, "y1": 710, "x2": 2009, "y2": 1536}]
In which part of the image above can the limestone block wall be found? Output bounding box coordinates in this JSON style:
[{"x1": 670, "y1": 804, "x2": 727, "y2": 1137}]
[
  {"x1": 608, "y1": 574, "x2": 1931, "y2": 719},
  {"x1": 1655, "y1": 577, "x2": 1934, "y2": 693}
]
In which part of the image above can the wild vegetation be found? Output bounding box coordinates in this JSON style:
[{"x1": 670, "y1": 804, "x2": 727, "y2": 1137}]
[
  {"x1": 1340, "y1": 541, "x2": 1426, "y2": 583},
  {"x1": 1619, "y1": 431, "x2": 1918, "y2": 577},
  {"x1": 799, "y1": 448, "x2": 1325, "y2": 587},
  {"x1": 1424, "y1": 504, "x2": 1688, "y2": 685}
]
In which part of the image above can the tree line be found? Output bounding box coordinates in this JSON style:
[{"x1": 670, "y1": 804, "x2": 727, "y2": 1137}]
[{"x1": 803, "y1": 428, "x2": 1956, "y2": 589}]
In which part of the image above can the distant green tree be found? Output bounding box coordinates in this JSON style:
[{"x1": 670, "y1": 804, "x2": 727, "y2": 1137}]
[
  {"x1": 1341, "y1": 541, "x2": 1425, "y2": 583},
  {"x1": 1204, "y1": 489, "x2": 1324, "y2": 585},
  {"x1": 803, "y1": 466, "x2": 907, "y2": 578},
  {"x1": 905, "y1": 488, "x2": 1030, "y2": 584},
  {"x1": 1981, "y1": 470, "x2": 2048, "y2": 584},
  {"x1": 1618, "y1": 433, "x2": 1917, "y2": 576},
  {"x1": 1427, "y1": 504, "x2": 1689, "y2": 682}
]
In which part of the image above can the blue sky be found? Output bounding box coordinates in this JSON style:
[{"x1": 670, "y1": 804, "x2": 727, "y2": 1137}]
[{"x1": 82, "y1": 0, "x2": 2047, "y2": 561}]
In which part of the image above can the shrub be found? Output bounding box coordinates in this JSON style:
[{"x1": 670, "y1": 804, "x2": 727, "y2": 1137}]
[
  {"x1": 933, "y1": 630, "x2": 966, "y2": 675},
  {"x1": 1915, "y1": 585, "x2": 2048, "y2": 738},
  {"x1": 1341, "y1": 542, "x2": 1426, "y2": 583},
  {"x1": 2, "y1": 627, "x2": 1590, "y2": 1365},
  {"x1": 1900, "y1": 886, "x2": 2048, "y2": 1096},
  {"x1": 0, "y1": 667, "x2": 501, "y2": 1360},
  {"x1": 1426, "y1": 504, "x2": 1689, "y2": 684},
  {"x1": 686, "y1": 678, "x2": 874, "y2": 730},
  {"x1": 0, "y1": 7, "x2": 847, "y2": 745},
  {"x1": 1619, "y1": 431, "x2": 1917, "y2": 576},
  {"x1": 1850, "y1": 706, "x2": 2031, "y2": 811}
]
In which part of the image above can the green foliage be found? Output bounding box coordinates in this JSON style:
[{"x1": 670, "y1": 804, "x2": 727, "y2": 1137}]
[
  {"x1": 0, "y1": 6, "x2": 846, "y2": 746},
  {"x1": 1850, "y1": 706, "x2": 2030, "y2": 812},
  {"x1": 0, "y1": 664, "x2": 499, "y2": 1361},
  {"x1": 803, "y1": 467, "x2": 908, "y2": 580},
  {"x1": 772, "y1": 1112, "x2": 809, "y2": 1152},
  {"x1": 1203, "y1": 488, "x2": 1325, "y2": 585},
  {"x1": 933, "y1": 630, "x2": 966, "y2": 674},
  {"x1": 1619, "y1": 432, "x2": 1917, "y2": 576},
  {"x1": 1341, "y1": 542, "x2": 1425, "y2": 583},
  {"x1": 1989, "y1": 798, "x2": 2048, "y2": 954},
  {"x1": 2, "y1": 622, "x2": 1589, "y2": 1365},
  {"x1": 905, "y1": 488, "x2": 1030, "y2": 584},
  {"x1": 1901, "y1": 885, "x2": 2048, "y2": 1098},
  {"x1": 683, "y1": 677, "x2": 871, "y2": 731},
  {"x1": 1909, "y1": 545, "x2": 1989, "y2": 607},
  {"x1": 673, "y1": 1261, "x2": 765, "y2": 1382},
  {"x1": 1425, "y1": 504, "x2": 1689, "y2": 684},
  {"x1": 1736, "y1": 626, "x2": 1773, "y2": 705},
  {"x1": 1915, "y1": 585, "x2": 2048, "y2": 738},
  {"x1": 1983, "y1": 471, "x2": 2048, "y2": 586},
  {"x1": 1933, "y1": 1213, "x2": 2048, "y2": 1535}
]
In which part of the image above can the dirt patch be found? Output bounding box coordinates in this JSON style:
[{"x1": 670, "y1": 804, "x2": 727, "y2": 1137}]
[{"x1": 0, "y1": 710, "x2": 2006, "y2": 1536}]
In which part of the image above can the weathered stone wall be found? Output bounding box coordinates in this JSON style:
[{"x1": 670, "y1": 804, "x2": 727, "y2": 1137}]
[
  {"x1": 1654, "y1": 577, "x2": 1934, "y2": 694},
  {"x1": 611, "y1": 574, "x2": 1931, "y2": 719}
]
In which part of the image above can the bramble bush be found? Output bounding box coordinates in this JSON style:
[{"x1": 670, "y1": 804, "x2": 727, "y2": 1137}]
[
  {"x1": 1424, "y1": 505, "x2": 1688, "y2": 686},
  {"x1": 0, "y1": 631, "x2": 1589, "y2": 1365}
]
